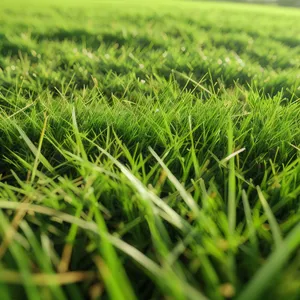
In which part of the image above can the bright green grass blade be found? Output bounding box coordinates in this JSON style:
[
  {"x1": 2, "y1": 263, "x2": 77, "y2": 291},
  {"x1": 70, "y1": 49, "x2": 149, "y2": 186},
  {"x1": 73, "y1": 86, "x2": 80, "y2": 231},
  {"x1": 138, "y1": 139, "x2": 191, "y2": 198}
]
[
  {"x1": 257, "y1": 186, "x2": 283, "y2": 248},
  {"x1": 242, "y1": 190, "x2": 258, "y2": 250},
  {"x1": 149, "y1": 147, "x2": 200, "y2": 216},
  {"x1": 227, "y1": 119, "x2": 236, "y2": 235},
  {"x1": 71, "y1": 107, "x2": 88, "y2": 162},
  {"x1": 94, "y1": 209, "x2": 137, "y2": 300},
  {"x1": 31, "y1": 114, "x2": 48, "y2": 184},
  {"x1": 20, "y1": 221, "x2": 67, "y2": 300},
  {"x1": 227, "y1": 118, "x2": 237, "y2": 286},
  {"x1": 12, "y1": 123, "x2": 54, "y2": 173}
]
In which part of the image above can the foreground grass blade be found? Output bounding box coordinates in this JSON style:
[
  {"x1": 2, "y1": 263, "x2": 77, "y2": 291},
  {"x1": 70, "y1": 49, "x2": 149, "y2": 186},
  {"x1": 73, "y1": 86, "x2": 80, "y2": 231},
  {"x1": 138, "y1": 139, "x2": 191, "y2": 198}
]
[
  {"x1": 149, "y1": 147, "x2": 200, "y2": 216},
  {"x1": 227, "y1": 119, "x2": 236, "y2": 235},
  {"x1": 227, "y1": 119, "x2": 237, "y2": 286},
  {"x1": 257, "y1": 186, "x2": 283, "y2": 248},
  {"x1": 237, "y1": 223, "x2": 300, "y2": 300},
  {"x1": 0, "y1": 201, "x2": 208, "y2": 300},
  {"x1": 242, "y1": 190, "x2": 258, "y2": 250}
]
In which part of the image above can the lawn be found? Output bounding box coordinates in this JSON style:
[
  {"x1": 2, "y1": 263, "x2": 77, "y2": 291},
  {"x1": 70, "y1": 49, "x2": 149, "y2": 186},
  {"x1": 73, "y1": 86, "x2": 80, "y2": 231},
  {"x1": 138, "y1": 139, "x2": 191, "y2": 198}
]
[{"x1": 0, "y1": 0, "x2": 299, "y2": 299}]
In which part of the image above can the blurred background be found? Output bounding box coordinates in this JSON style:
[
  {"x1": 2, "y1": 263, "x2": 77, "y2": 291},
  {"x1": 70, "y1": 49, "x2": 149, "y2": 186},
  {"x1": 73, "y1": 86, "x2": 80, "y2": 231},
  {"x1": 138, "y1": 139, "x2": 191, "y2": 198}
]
[{"x1": 205, "y1": 0, "x2": 300, "y2": 7}]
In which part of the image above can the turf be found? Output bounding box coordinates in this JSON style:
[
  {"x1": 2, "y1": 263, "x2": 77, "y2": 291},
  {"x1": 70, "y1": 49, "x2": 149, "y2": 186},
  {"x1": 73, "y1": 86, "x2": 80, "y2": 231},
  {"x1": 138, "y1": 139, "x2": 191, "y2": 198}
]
[{"x1": 0, "y1": 1, "x2": 300, "y2": 299}]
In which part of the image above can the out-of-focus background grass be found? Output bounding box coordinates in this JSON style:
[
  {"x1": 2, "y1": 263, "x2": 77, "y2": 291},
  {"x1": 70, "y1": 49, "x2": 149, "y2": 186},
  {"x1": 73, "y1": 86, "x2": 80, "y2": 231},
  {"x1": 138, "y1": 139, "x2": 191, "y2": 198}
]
[{"x1": 214, "y1": 0, "x2": 300, "y2": 6}]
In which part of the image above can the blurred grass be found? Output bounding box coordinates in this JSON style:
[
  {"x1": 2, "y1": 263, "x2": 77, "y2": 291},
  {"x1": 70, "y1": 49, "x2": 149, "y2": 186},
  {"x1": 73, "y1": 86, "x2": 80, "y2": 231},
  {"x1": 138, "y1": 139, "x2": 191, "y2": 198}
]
[{"x1": 0, "y1": 0, "x2": 300, "y2": 299}]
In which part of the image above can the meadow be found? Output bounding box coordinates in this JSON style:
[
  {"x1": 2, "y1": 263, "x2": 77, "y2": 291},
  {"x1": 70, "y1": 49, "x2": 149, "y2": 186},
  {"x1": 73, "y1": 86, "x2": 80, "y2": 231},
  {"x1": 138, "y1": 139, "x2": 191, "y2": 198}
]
[{"x1": 0, "y1": 1, "x2": 299, "y2": 299}]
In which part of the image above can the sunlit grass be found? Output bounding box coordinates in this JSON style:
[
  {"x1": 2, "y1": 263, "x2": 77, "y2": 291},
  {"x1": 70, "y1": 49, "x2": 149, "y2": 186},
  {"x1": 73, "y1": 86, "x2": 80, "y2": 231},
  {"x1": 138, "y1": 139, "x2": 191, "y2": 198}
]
[{"x1": 0, "y1": 0, "x2": 300, "y2": 299}]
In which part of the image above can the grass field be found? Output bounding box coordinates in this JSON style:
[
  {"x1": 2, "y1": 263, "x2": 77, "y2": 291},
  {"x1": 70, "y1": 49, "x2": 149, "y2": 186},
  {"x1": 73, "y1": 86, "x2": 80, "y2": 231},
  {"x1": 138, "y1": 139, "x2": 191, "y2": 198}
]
[{"x1": 0, "y1": 0, "x2": 300, "y2": 299}]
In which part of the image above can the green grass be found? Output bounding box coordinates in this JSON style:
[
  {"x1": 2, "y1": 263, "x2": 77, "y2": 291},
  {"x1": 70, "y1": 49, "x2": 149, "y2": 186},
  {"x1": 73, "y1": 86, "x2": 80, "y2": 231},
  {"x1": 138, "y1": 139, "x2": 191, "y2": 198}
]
[{"x1": 0, "y1": 0, "x2": 300, "y2": 299}]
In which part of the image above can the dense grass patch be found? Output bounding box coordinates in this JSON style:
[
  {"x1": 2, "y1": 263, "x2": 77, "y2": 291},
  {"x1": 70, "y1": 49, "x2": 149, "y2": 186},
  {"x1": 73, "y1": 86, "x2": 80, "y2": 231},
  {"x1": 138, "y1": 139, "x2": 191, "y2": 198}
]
[{"x1": 0, "y1": 1, "x2": 300, "y2": 299}]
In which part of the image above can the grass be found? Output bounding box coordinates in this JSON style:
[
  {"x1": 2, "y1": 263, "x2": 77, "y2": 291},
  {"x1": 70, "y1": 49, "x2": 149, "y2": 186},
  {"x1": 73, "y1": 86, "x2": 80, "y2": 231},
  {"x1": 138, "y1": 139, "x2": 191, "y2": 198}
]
[{"x1": 0, "y1": 0, "x2": 300, "y2": 299}]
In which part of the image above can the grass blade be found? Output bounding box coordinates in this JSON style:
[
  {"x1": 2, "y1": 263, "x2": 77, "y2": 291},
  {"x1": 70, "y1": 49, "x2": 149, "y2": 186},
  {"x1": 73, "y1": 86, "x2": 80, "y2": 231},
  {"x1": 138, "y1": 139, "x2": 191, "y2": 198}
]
[
  {"x1": 257, "y1": 186, "x2": 283, "y2": 248},
  {"x1": 237, "y1": 223, "x2": 300, "y2": 300}
]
